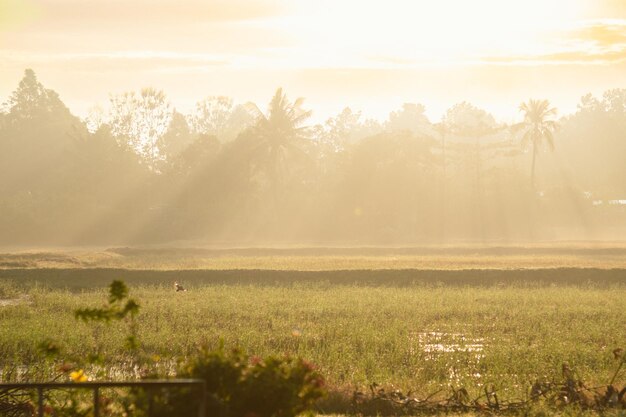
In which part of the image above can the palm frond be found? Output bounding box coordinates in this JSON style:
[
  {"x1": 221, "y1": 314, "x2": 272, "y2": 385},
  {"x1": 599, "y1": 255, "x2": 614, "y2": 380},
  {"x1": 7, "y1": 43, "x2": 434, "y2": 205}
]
[
  {"x1": 291, "y1": 109, "x2": 313, "y2": 126},
  {"x1": 518, "y1": 102, "x2": 529, "y2": 113},
  {"x1": 543, "y1": 120, "x2": 559, "y2": 131},
  {"x1": 242, "y1": 102, "x2": 265, "y2": 122},
  {"x1": 292, "y1": 97, "x2": 306, "y2": 109}
]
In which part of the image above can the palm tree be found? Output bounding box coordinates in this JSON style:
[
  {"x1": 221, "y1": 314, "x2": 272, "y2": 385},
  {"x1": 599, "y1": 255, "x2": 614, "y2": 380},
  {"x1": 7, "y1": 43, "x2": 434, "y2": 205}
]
[
  {"x1": 516, "y1": 99, "x2": 558, "y2": 188},
  {"x1": 247, "y1": 88, "x2": 312, "y2": 185},
  {"x1": 235, "y1": 88, "x2": 312, "y2": 231}
]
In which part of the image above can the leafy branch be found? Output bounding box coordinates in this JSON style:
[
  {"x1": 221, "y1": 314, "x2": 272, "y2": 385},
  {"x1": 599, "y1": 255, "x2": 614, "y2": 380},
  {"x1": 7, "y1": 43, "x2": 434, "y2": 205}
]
[{"x1": 74, "y1": 280, "x2": 140, "y2": 351}]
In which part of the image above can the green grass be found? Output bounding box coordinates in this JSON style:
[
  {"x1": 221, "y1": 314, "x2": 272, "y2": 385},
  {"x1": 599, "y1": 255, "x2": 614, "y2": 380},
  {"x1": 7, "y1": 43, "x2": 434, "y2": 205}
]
[{"x1": 2, "y1": 280, "x2": 625, "y2": 402}]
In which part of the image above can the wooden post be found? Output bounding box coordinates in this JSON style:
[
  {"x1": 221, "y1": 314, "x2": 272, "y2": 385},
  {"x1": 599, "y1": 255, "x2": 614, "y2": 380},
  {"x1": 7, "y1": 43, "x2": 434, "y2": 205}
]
[
  {"x1": 93, "y1": 386, "x2": 99, "y2": 417},
  {"x1": 147, "y1": 388, "x2": 154, "y2": 417},
  {"x1": 198, "y1": 381, "x2": 207, "y2": 417},
  {"x1": 37, "y1": 387, "x2": 44, "y2": 417}
]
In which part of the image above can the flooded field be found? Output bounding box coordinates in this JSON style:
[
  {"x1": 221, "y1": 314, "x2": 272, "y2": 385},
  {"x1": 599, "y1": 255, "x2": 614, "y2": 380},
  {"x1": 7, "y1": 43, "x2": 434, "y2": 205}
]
[
  {"x1": 416, "y1": 331, "x2": 485, "y2": 355},
  {"x1": 2, "y1": 279, "x2": 624, "y2": 397}
]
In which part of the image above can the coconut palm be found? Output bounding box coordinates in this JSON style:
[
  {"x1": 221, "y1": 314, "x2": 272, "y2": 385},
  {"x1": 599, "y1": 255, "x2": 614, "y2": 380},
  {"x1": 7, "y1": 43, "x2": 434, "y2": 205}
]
[
  {"x1": 516, "y1": 99, "x2": 558, "y2": 188},
  {"x1": 247, "y1": 88, "x2": 312, "y2": 184}
]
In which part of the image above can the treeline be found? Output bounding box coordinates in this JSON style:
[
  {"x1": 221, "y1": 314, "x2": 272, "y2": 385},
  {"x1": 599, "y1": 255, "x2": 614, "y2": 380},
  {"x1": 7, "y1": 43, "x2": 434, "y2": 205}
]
[{"x1": 0, "y1": 69, "x2": 624, "y2": 245}]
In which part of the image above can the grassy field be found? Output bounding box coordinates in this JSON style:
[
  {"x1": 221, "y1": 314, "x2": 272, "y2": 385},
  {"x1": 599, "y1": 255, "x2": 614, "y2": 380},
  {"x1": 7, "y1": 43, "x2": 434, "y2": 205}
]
[
  {"x1": 2, "y1": 283, "x2": 625, "y2": 387},
  {"x1": 1, "y1": 247, "x2": 625, "y2": 414}
]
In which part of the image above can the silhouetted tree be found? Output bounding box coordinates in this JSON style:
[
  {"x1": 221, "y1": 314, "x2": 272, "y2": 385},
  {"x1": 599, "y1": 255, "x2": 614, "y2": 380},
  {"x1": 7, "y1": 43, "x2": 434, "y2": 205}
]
[
  {"x1": 63, "y1": 125, "x2": 151, "y2": 243},
  {"x1": 84, "y1": 104, "x2": 106, "y2": 133},
  {"x1": 312, "y1": 107, "x2": 382, "y2": 174},
  {"x1": 2, "y1": 67, "x2": 625, "y2": 244},
  {"x1": 245, "y1": 88, "x2": 313, "y2": 190},
  {"x1": 4, "y1": 69, "x2": 73, "y2": 124},
  {"x1": 0, "y1": 69, "x2": 82, "y2": 194},
  {"x1": 337, "y1": 130, "x2": 438, "y2": 242},
  {"x1": 108, "y1": 88, "x2": 173, "y2": 164},
  {"x1": 221, "y1": 103, "x2": 258, "y2": 141},
  {"x1": 386, "y1": 103, "x2": 431, "y2": 135},
  {"x1": 602, "y1": 88, "x2": 626, "y2": 116},
  {"x1": 443, "y1": 102, "x2": 500, "y2": 239},
  {"x1": 443, "y1": 102, "x2": 498, "y2": 189},
  {"x1": 187, "y1": 97, "x2": 257, "y2": 142},
  {"x1": 433, "y1": 119, "x2": 450, "y2": 239},
  {"x1": 516, "y1": 99, "x2": 558, "y2": 188},
  {"x1": 158, "y1": 110, "x2": 194, "y2": 161},
  {"x1": 323, "y1": 107, "x2": 362, "y2": 149},
  {"x1": 170, "y1": 134, "x2": 221, "y2": 178},
  {"x1": 559, "y1": 90, "x2": 626, "y2": 196},
  {"x1": 188, "y1": 96, "x2": 233, "y2": 136},
  {"x1": 0, "y1": 69, "x2": 88, "y2": 243}
]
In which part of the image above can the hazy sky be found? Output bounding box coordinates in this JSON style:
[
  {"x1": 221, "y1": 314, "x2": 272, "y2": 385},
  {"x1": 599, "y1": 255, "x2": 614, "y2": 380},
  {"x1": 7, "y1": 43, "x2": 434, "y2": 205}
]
[{"x1": 1, "y1": 0, "x2": 625, "y2": 122}]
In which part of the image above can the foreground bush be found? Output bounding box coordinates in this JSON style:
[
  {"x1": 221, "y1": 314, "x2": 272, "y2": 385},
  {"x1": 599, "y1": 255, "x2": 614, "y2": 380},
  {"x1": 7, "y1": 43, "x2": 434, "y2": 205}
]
[{"x1": 148, "y1": 344, "x2": 325, "y2": 417}]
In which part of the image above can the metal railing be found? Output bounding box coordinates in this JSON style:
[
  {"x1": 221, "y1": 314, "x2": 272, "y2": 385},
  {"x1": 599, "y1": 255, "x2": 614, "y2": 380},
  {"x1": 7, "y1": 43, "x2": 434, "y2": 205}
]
[{"x1": 0, "y1": 379, "x2": 207, "y2": 417}]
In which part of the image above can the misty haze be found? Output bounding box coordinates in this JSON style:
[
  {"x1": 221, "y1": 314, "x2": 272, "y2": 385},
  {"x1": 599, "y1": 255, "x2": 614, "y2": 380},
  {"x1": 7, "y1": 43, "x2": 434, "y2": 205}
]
[
  {"x1": 0, "y1": 70, "x2": 624, "y2": 245},
  {"x1": 1, "y1": 1, "x2": 625, "y2": 416}
]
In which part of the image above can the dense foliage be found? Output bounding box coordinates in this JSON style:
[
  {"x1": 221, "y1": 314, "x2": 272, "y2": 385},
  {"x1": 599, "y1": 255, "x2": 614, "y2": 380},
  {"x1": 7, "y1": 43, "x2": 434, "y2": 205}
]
[{"x1": 1, "y1": 69, "x2": 625, "y2": 244}]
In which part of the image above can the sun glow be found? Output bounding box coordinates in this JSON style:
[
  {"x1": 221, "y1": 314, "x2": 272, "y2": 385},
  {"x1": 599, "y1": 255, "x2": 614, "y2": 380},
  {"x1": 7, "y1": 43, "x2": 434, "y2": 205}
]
[
  {"x1": 257, "y1": 0, "x2": 589, "y2": 69},
  {"x1": 1, "y1": 0, "x2": 623, "y2": 123}
]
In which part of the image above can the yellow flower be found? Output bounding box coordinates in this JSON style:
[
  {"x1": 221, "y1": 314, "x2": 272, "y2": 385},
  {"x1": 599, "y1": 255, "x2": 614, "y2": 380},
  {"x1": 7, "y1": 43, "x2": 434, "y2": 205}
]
[{"x1": 69, "y1": 369, "x2": 88, "y2": 382}]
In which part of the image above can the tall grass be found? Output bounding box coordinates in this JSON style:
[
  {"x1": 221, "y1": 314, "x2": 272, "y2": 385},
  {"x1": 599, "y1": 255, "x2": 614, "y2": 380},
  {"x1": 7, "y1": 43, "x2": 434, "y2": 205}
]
[{"x1": 1, "y1": 282, "x2": 624, "y2": 401}]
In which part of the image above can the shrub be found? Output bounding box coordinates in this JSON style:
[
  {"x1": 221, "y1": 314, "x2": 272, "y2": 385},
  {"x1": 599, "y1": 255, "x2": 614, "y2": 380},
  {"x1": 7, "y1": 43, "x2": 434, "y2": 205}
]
[{"x1": 156, "y1": 344, "x2": 326, "y2": 417}]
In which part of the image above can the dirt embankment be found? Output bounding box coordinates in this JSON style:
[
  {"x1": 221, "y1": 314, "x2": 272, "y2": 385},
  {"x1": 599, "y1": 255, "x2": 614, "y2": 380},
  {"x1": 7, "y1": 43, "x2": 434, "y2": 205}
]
[{"x1": 0, "y1": 267, "x2": 625, "y2": 290}]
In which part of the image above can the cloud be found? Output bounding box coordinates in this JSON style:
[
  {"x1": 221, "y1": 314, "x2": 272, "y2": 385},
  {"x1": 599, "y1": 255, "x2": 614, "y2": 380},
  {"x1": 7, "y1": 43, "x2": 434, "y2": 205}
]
[
  {"x1": 37, "y1": 0, "x2": 286, "y2": 25},
  {"x1": 482, "y1": 50, "x2": 626, "y2": 65},
  {"x1": 568, "y1": 20, "x2": 626, "y2": 47},
  {"x1": 481, "y1": 20, "x2": 626, "y2": 65},
  {"x1": 1, "y1": 0, "x2": 292, "y2": 57}
]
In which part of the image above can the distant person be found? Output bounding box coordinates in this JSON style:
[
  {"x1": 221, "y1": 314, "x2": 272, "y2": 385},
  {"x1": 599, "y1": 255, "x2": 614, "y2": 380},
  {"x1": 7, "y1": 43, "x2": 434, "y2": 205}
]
[{"x1": 174, "y1": 281, "x2": 187, "y2": 292}]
